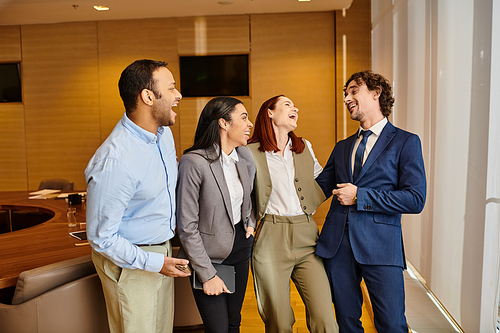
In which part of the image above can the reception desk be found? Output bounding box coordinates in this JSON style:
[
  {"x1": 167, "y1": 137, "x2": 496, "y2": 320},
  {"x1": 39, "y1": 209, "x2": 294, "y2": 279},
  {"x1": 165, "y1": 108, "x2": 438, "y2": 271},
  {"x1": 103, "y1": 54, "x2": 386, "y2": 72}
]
[{"x1": 0, "y1": 191, "x2": 89, "y2": 289}]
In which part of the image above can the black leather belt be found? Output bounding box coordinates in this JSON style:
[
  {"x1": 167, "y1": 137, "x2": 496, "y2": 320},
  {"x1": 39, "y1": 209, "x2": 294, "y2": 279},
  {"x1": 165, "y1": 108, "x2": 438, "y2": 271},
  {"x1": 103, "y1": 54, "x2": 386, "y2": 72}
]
[{"x1": 135, "y1": 241, "x2": 167, "y2": 247}]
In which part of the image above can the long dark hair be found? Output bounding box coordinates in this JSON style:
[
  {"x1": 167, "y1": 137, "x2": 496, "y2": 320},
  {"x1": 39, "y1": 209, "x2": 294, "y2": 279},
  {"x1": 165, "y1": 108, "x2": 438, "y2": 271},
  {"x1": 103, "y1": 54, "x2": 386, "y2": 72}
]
[
  {"x1": 248, "y1": 95, "x2": 305, "y2": 153},
  {"x1": 184, "y1": 96, "x2": 243, "y2": 161}
]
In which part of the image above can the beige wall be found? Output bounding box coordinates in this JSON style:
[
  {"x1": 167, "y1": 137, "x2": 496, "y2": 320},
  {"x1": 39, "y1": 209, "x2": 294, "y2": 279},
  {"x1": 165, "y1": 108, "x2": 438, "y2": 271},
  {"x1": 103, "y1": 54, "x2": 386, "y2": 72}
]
[{"x1": 0, "y1": 7, "x2": 371, "y2": 222}]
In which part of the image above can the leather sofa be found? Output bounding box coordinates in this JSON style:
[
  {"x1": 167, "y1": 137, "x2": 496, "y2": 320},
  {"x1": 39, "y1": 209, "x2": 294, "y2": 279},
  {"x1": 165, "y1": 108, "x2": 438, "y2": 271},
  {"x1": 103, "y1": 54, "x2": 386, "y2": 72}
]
[
  {"x1": 0, "y1": 250, "x2": 202, "y2": 332},
  {"x1": 0, "y1": 255, "x2": 109, "y2": 333}
]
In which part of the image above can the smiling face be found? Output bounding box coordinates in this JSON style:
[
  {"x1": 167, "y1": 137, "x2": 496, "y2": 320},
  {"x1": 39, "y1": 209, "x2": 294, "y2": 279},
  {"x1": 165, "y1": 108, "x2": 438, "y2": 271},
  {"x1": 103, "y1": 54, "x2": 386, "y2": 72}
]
[
  {"x1": 343, "y1": 79, "x2": 380, "y2": 123},
  {"x1": 224, "y1": 103, "x2": 253, "y2": 151},
  {"x1": 268, "y1": 96, "x2": 298, "y2": 133},
  {"x1": 151, "y1": 67, "x2": 182, "y2": 127}
]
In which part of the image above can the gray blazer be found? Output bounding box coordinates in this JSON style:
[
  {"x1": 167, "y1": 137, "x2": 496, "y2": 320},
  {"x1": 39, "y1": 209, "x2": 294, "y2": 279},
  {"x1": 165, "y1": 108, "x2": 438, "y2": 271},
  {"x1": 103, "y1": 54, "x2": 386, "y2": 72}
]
[{"x1": 176, "y1": 146, "x2": 256, "y2": 283}]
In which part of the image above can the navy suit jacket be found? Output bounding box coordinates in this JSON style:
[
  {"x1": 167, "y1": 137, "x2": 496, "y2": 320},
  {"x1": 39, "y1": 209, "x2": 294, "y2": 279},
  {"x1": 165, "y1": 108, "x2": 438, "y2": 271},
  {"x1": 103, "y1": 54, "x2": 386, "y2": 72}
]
[{"x1": 315, "y1": 121, "x2": 426, "y2": 268}]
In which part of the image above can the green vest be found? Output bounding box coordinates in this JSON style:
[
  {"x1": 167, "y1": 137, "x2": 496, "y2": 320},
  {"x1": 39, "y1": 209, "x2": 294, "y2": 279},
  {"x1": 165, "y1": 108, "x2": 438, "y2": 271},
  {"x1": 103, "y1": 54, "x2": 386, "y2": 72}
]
[{"x1": 248, "y1": 141, "x2": 326, "y2": 221}]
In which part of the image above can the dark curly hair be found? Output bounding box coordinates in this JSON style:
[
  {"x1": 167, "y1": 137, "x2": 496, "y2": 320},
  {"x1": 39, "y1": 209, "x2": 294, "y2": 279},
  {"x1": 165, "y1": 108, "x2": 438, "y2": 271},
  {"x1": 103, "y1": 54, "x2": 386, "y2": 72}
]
[{"x1": 343, "y1": 70, "x2": 395, "y2": 117}]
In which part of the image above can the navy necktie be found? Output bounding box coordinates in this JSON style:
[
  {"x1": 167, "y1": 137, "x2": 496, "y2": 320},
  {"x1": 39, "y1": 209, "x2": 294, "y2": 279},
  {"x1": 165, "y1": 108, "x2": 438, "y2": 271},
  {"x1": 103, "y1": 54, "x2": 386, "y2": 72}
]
[{"x1": 353, "y1": 130, "x2": 372, "y2": 182}]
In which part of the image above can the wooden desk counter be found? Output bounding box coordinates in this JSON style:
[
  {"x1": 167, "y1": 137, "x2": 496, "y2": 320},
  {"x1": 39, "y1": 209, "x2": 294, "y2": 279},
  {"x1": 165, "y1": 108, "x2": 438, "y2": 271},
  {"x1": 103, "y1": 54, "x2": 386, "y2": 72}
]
[{"x1": 0, "y1": 191, "x2": 90, "y2": 289}]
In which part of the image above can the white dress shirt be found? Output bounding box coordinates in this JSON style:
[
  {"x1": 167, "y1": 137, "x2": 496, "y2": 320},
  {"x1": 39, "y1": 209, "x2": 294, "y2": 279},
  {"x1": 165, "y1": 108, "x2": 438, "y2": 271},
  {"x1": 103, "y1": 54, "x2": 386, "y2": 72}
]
[
  {"x1": 221, "y1": 149, "x2": 244, "y2": 224},
  {"x1": 265, "y1": 139, "x2": 323, "y2": 216},
  {"x1": 351, "y1": 117, "x2": 388, "y2": 173}
]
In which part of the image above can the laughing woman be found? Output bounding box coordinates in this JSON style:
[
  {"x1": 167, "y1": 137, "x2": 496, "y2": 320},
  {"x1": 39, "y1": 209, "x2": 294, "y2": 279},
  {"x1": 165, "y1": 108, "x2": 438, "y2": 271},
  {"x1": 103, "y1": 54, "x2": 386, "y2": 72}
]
[
  {"x1": 176, "y1": 97, "x2": 255, "y2": 333},
  {"x1": 248, "y1": 95, "x2": 338, "y2": 333}
]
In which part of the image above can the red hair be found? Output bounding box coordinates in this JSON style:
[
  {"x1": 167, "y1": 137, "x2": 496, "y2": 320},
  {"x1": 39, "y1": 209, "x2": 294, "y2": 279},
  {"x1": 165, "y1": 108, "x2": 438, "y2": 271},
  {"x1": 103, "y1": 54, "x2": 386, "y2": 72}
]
[{"x1": 248, "y1": 95, "x2": 305, "y2": 153}]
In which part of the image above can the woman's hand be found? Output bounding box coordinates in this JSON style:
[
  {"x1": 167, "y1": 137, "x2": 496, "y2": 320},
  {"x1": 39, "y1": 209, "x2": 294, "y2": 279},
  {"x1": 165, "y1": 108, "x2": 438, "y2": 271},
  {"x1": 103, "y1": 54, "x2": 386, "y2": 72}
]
[
  {"x1": 245, "y1": 226, "x2": 255, "y2": 238},
  {"x1": 203, "y1": 275, "x2": 230, "y2": 295}
]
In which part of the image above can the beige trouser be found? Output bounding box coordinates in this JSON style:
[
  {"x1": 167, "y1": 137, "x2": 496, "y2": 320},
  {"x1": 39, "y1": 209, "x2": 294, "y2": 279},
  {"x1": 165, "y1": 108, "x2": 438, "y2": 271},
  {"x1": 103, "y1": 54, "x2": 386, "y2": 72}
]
[
  {"x1": 252, "y1": 214, "x2": 338, "y2": 333},
  {"x1": 92, "y1": 242, "x2": 174, "y2": 333}
]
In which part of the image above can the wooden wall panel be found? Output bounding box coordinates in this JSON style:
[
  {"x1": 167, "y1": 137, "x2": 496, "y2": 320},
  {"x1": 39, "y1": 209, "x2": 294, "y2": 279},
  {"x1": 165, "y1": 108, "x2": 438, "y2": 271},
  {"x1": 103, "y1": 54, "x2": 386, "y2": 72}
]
[
  {"x1": 177, "y1": 15, "x2": 250, "y2": 159},
  {"x1": 0, "y1": 11, "x2": 372, "y2": 197},
  {"x1": 21, "y1": 22, "x2": 101, "y2": 191},
  {"x1": 0, "y1": 104, "x2": 28, "y2": 190},
  {"x1": 179, "y1": 98, "x2": 210, "y2": 154},
  {"x1": 0, "y1": 26, "x2": 25, "y2": 190},
  {"x1": 0, "y1": 26, "x2": 21, "y2": 61},
  {"x1": 97, "y1": 18, "x2": 180, "y2": 154},
  {"x1": 177, "y1": 15, "x2": 250, "y2": 55},
  {"x1": 250, "y1": 12, "x2": 336, "y2": 221},
  {"x1": 335, "y1": 0, "x2": 372, "y2": 141}
]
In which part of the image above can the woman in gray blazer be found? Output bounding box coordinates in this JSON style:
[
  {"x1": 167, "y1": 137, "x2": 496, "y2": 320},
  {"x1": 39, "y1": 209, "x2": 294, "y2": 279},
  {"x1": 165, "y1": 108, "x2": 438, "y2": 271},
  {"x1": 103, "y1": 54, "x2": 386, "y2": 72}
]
[{"x1": 176, "y1": 97, "x2": 256, "y2": 333}]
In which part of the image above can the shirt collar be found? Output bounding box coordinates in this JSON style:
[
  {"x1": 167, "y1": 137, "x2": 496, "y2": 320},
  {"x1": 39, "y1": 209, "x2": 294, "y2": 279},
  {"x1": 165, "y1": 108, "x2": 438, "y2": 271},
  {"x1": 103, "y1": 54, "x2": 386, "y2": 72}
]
[
  {"x1": 121, "y1": 112, "x2": 162, "y2": 144},
  {"x1": 221, "y1": 147, "x2": 239, "y2": 165},
  {"x1": 357, "y1": 117, "x2": 388, "y2": 138}
]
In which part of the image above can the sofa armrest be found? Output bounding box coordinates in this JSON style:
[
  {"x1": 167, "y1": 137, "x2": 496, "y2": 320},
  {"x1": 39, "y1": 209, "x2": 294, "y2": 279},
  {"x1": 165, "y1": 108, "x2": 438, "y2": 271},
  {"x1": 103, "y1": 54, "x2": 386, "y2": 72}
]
[
  {"x1": 0, "y1": 273, "x2": 109, "y2": 333},
  {"x1": 12, "y1": 254, "x2": 95, "y2": 305}
]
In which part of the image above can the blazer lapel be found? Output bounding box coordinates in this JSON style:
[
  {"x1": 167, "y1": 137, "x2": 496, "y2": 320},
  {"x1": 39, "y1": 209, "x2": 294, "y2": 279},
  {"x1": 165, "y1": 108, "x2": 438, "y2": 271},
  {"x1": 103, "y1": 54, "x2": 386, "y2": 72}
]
[
  {"x1": 235, "y1": 151, "x2": 250, "y2": 222},
  {"x1": 345, "y1": 134, "x2": 358, "y2": 183},
  {"x1": 356, "y1": 122, "x2": 396, "y2": 182},
  {"x1": 207, "y1": 149, "x2": 235, "y2": 225}
]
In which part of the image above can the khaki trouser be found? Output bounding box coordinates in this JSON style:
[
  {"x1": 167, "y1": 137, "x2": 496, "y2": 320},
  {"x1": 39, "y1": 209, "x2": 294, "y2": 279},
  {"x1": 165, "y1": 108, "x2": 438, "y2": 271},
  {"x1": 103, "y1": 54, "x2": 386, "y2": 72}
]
[
  {"x1": 252, "y1": 214, "x2": 338, "y2": 333},
  {"x1": 92, "y1": 242, "x2": 174, "y2": 333}
]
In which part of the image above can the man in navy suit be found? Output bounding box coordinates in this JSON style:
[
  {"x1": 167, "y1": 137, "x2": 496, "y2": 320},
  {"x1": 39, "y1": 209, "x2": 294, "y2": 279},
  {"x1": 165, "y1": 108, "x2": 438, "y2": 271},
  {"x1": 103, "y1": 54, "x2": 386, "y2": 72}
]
[{"x1": 316, "y1": 70, "x2": 426, "y2": 332}]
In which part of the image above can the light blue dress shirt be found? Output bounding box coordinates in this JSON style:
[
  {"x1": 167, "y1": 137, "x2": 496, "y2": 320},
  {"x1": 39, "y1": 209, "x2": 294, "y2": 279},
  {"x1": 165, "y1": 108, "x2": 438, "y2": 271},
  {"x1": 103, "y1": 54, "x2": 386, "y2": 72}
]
[{"x1": 85, "y1": 113, "x2": 177, "y2": 273}]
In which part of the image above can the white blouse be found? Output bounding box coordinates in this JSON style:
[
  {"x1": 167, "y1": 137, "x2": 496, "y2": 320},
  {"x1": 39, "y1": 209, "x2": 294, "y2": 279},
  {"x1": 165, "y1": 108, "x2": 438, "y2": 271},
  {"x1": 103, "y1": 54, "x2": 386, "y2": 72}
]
[
  {"x1": 265, "y1": 139, "x2": 322, "y2": 216},
  {"x1": 221, "y1": 149, "x2": 244, "y2": 224}
]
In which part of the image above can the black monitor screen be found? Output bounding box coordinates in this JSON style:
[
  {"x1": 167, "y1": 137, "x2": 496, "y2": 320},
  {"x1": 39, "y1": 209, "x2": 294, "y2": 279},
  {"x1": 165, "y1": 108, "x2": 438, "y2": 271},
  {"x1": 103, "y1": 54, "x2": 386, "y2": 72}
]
[
  {"x1": 179, "y1": 54, "x2": 249, "y2": 97},
  {"x1": 0, "y1": 63, "x2": 22, "y2": 103}
]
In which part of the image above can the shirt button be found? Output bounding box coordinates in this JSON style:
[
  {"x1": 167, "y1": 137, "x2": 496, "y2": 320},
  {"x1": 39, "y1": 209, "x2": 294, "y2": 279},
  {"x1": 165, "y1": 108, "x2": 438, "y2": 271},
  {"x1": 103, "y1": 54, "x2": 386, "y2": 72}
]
[
  {"x1": 300, "y1": 196, "x2": 304, "y2": 200},
  {"x1": 295, "y1": 178, "x2": 299, "y2": 182},
  {"x1": 303, "y1": 206, "x2": 307, "y2": 210},
  {"x1": 298, "y1": 188, "x2": 302, "y2": 191}
]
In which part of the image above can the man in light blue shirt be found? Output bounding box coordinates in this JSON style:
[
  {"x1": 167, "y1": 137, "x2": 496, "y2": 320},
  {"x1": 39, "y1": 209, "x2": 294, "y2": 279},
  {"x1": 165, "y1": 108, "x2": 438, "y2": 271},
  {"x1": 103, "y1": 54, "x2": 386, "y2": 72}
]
[{"x1": 85, "y1": 59, "x2": 190, "y2": 333}]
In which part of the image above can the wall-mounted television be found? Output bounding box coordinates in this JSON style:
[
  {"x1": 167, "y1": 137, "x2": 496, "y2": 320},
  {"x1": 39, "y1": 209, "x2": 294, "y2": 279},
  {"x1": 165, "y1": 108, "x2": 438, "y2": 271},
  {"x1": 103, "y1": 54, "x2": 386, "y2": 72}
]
[
  {"x1": 179, "y1": 54, "x2": 249, "y2": 97},
  {"x1": 0, "y1": 63, "x2": 22, "y2": 103}
]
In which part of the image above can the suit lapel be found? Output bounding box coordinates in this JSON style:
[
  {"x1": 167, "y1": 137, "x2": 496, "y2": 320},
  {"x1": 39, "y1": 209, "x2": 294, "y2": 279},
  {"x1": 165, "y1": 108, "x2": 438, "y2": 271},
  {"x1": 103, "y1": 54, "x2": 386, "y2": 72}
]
[
  {"x1": 235, "y1": 149, "x2": 250, "y2": 221},
  {"x1": 356, "y1": 122, "x2": 396, "y2": 182},
  {"x1": 345, "y1": 134, "x2": 358, "y2": 182},
  {"x1": 207, "y1": 149, "x2": 235, "y2": 225}
]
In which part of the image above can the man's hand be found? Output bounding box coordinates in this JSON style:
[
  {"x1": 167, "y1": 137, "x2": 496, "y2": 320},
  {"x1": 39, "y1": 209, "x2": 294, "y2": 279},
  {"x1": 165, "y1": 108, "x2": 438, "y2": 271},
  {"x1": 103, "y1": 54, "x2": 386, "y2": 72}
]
[
  {"x1": 203, "y1": 275, "x2": 230, "y2": 295},
  {"x1": 332, "y1": 183, "x2": 358, "y2": 206},
  {"x1": 245, "y1": 226, "x2": 254, "y2": 239},
  {"x1": 160, "y1": 257, "x2": 191, "y2": 277}
]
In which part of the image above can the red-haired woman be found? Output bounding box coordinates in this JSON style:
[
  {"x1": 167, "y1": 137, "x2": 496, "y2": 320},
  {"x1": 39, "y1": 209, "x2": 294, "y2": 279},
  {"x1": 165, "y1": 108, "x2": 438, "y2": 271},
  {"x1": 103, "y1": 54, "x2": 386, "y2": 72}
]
[{"x1": 247, "y1": 95, "x2": 338, "y2": 333}]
